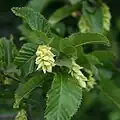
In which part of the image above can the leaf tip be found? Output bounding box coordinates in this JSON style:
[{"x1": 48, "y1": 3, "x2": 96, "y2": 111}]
[{"x1": 11, "y1": 7, "x2": 18, "y2": 14}]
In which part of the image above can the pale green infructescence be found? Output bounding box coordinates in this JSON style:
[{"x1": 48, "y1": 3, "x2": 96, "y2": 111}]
[
  {"x1": 35, "y1": 45, "x2": 56, "y2": 74},
  {"x1": 78, "y1": 3, "x2": 111, "y2": 33},
  {"x1": 69, "y1": 59, "x2": 96, "y2": 90},
  {"x1": 69, "y1": 59, "x2": 88, "y2": 88},
  {"x1": 15, "y1": 109, "x2": 27, "y2": 120}
]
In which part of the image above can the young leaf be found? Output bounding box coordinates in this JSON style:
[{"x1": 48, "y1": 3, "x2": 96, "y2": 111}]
[
  {"x1": 45, "y1": 73, "x2": 82, "y2": 120},
  {"x1": 49, "y1": 4, "x2": 80, "y2": 25},
  {"x1": 11, "y1": 7, "x2": 52, "y2": 38},
  {"x1": 60, "y1": 33, "x2": 110, "y2": 51},
  {"x1": 14, "y1": 74, "x2": 44, "y2": 108},
  {"x1": 14, "y1": 43, "x2": 38, "y2": 76}
]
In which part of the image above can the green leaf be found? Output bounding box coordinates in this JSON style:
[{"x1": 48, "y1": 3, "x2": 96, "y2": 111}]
[
  {"x1": 28, "y1": 0, "x2": 51, "y2": 12},
  {"x1": 79, "y1": 2, "x2": 111, "y2": 33},
  {"x1": 49, "y1": 4, "x2": 80, "y2": 25},
  {"x1": 69, "y1": 0, "x2": 82, "y2": 5},
  {"x1": 0, "y1": 38, "x2": 11, "y2": 66},
  {"x1": 45, "y1": 73, "x2": 82, "y2": 120},
  {"x1": 76, "y1": 46, "x2": 87, "y2": 64},
  {"x1": 52, "y1": 23, "x2": 66, "y2": 37},
  {"x1": 0, "y1": 37, "x2": 19, "y2": 82},
  {"x1": 76, "y1": 47, "x2": 100, "y2": 70},
  {"x1": 11, "y1": 7, "x2": 52, "y2": 38},
  {"x1": 82, "y1": 2, "x2": 103, "y2": 33},
  {"x1": 50, "y1": 34, "x2": 61, "y2": 51},
  {"x1": 14, "y1": 74, "x2": 44, "y2": 108},
  {"x1": 14, "y1": 43, "x2": 38, "y2": 76},
  {"x1": 100, "y1": 79, "x2": 120, "y2": 109},
  {"x1": 99, "y1": 68, "x2": 113, "y2": 80},
  {"x1": 85, "y1": 54, "x2": 102, "y2": 65},
  {"x1": 62, "y1": 45, "x2": 77, "y2": 57},
  {"x1": 91, "y1": 51, "x2": 116, "y2": 63},
  {"x1": 91, "y1": 51, "x2": 116, "y2": 69},
  {"x1": 0, "y1": 38, "x2": 11, "y2": 68},
  {"x1": 0, "y1": 37, "x2": 17, "y2": 68},
  {"x1": 19, "y1": 24, "x2": 49, "y2": 44},
  {"x1": 55, "y1": 55, "x2": 72, "y2": 68},
  {"x1": 60, "y1": 33, "x2": 110, "y2": 51}
]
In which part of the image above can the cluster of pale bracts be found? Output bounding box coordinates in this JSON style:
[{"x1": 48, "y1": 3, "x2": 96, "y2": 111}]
[{"x1": 35, "y1": 45, "x2": 96, "y2": 90}]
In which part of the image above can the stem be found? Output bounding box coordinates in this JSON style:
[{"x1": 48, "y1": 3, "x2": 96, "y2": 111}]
[{"x1": 27, "y1": 104, "x2": 33, "y2": 120}]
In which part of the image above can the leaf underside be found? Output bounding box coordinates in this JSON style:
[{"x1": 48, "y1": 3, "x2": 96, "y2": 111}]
[
  {"x1": 14, "y1": 74, "x2": 44, "y2": 108},
  {"x1": 12, "y1": 7, "x2": 52, "y2": 37}
]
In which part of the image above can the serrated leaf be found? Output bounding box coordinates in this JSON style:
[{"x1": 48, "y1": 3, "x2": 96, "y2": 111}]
[
  {"x1": 45, "y1": 73, "x2": 82, "y2": 120},
  {"x1": 14, "y1": 74, "x2": 44, "y2": 108},
  {"x1": 11, "y1": 7, "x2": 52, "y2": 38},
  {"x1": 49, "y1": 4, "x2": 79, "y2": 25},
  {"x1": 0, "y1": 38, "x2": 11, "y2": 67},
  {"x1": 14, "y1": 43, "x2": 38, "y2": 76},
  {"x1": 0, "y1": 37, "x2": 19, "y2": 82},
  {"x1": 0, "y1": 37, "x2": 17, "y2": 68},
  {"x1": 60, "y1": 33, "x2": 110, "y2": 51}
]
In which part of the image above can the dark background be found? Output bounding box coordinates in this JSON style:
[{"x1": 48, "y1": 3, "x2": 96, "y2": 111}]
[{"x1": 0, "y1": 0, "x2": 120, "y2": 47}]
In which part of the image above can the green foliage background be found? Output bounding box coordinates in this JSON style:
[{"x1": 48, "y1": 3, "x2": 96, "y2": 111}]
[{"x1": 0, "y1": 0, "x2": 120, "y2": 120}]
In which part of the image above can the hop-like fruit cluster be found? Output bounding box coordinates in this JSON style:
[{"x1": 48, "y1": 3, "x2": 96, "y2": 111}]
[
  {"x1": 35, "y1": 45, "x2": 55, "y2": 74},
  {"x1": 78, "y1": 15, "x2": 91, "y2": 33},
  {"x1": 15, "y1": 109, "x2": 27, "y2": 120},
  {"x1": 86, "y1": 75, "x2": 96, "y2": 91},
  {"x1": 70, "y1": 59, "x2": 88, "y2": 88},
  {"x1": 84, "y1": 69, "x2": 96, "y2": 91},
  {"x1": 102, "y1": 3, "x2": 111, "y2": 31},
  {"x1": 78, "y1": 3, "x2": 111, "y2": 33}
]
